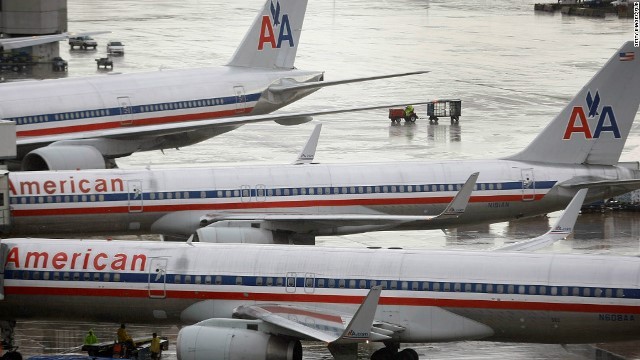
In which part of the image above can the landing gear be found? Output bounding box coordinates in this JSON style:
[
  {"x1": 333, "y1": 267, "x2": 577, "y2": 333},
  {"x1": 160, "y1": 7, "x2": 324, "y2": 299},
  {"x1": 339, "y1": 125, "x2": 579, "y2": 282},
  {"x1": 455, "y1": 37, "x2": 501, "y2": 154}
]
[
  {"x1": 371, "y1": 343, "x2": 419, "y2": 360},
  {"x1": 0, "y1": 321, "x2": 22, "y2": 360}
]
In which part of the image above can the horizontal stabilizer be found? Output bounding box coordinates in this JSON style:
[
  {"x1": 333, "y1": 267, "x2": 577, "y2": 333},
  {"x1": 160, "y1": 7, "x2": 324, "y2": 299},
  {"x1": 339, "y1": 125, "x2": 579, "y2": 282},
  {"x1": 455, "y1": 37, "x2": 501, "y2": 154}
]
[
  {"x1": 268, "y1": 70, "x2": 430, "y2": 94},
  {"x1": 497, "y1": 189, "x2": 587, "y2": 252}
]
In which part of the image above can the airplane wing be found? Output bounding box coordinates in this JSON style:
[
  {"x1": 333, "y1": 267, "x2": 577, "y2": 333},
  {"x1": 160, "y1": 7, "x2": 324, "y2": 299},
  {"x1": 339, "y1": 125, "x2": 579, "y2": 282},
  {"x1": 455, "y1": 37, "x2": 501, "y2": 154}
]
[
  {"x1": 268, "y1": 70, "x2": 429, "y2": 94},
  {"x1": 558, "y1": 178, "x2": 640, "y2": 194},
  {"x1": 496, "y1": 189, "x2": 587, "y2": 252},
  {"x1": 0, "y1": 31, "x2": 110, "y2": 50},
  {"x1": 233, "y1": 287, "x2": 389, "y2": 343},
  {"x1": 293, "y1": 123, "x2": 321, "y2": 165},
  {"x1": 17, "y1": 101, "x2": 432, "y2": 147},
  {"x1": 199, "y1": 172, "x2": 479, "y2": 232}
]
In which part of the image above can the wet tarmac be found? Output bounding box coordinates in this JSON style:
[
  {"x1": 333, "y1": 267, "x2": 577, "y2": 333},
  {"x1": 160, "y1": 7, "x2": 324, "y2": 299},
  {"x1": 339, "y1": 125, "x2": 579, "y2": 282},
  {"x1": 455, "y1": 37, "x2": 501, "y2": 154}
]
[{"x1": 4, "y1": 0, "x2": 640, "y2": 359}]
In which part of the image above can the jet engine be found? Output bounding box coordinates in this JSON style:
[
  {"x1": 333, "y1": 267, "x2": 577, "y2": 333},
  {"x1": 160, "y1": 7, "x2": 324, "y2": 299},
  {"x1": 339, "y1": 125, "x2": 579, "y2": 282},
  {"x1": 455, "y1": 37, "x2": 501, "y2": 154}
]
[
  {"x1": 22, "y1": 145, "x2": 106, "y2": 171},
  {"x1": 177, "y1": 324, "x2": 302, "y2": 360},
  {"x1": 193, "y1": 225, "x2": 276, "y2": 244}
]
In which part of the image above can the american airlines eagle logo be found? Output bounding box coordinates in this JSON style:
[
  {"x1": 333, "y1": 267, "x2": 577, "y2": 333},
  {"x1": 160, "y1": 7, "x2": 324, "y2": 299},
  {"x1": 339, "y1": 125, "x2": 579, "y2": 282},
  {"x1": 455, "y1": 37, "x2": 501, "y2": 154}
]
[
  {"x1": 563, "y1": 90, "x2": 621, "y2": 140},
  {"x1": 258, "y1": 0, "x2": 295, "y2": 50}
]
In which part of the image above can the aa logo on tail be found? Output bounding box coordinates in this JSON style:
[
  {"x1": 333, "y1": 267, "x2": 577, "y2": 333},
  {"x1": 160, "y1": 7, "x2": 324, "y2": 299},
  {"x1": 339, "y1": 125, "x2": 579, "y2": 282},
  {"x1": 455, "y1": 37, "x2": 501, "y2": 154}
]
[
  {"x1": 258, "y1": 0, "x2": 295, "y2": 50},
  {"x1": 563, "y1": 90, "x2": 620, "y2": 140}
]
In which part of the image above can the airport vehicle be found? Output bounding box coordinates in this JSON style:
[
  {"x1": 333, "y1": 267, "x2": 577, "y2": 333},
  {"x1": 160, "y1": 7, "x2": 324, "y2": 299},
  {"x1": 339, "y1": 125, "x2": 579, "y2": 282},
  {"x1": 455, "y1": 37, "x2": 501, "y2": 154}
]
[
  {"x1": 427, "y1": 99, "x2": 461, "y2": 123},
  {"x1": 2, "y1": 42, "x2": 639, "y2": 242},
  {"x1": 106, "y1": 41, "x2": 124, "y2": 54},
  {"x1": 4, "y1": 192, "x2": 640, "y2": 360},
  {"x1": 51, "y1": 57, "x2": 68, "y2": 72},
  {"x1": 0, "y1": 0, "x2": 426, "y2": 171},
  {"x1": 68, "y1": 36, "x2": 97, "y2": 50},
  {"x1": 388, "y1": 107, "x2": 417, "y2": 123},
  {"x1": 95, "y1": 58, "x2": 113, "y2": 69}
]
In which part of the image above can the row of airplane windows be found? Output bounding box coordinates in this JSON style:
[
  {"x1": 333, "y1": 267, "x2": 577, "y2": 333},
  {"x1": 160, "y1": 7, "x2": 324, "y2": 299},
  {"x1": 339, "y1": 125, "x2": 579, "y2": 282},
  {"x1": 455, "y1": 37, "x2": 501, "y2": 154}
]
[
  {"x1": 139, "y1": 98, "x2": 226, "y2": 113},
  {"x1": 10, "y1": 182, "x2": 524, "y2": 205},
  {"x1": 12, "y1": 94, "x2": 257, "y2": 126},
  {"x1": 10, "y1": 270, "x2": 629, "y2": 299}
]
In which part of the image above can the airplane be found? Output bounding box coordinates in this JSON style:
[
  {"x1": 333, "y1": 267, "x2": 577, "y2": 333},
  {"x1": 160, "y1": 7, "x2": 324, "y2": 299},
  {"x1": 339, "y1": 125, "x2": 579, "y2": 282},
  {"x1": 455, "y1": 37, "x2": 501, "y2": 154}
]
[
  {"x1": 1, "y1": 42, "x2": 639, "y2": 242},
  {"x1": 3, "y1": 190, "x2": 640, "y2": 360},
  {"x1": 0, "y1": 0, "x2": 427, "y2": 171}
]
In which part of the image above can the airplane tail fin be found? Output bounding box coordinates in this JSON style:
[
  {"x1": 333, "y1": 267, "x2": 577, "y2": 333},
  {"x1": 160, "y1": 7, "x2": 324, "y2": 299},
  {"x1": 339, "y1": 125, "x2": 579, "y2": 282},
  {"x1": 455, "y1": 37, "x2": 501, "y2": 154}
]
[
  {"x1": 505, "y1": 42, "x2": 640, "y2": 165},
  {"x1": 227, "y1": 0, "x2": 308, "y2": 69}
]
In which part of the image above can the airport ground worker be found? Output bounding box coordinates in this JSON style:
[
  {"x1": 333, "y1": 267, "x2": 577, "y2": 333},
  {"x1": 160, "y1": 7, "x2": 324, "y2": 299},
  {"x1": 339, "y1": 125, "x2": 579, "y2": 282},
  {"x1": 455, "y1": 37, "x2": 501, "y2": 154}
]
[
  {"x1": 117, "y1": 324, "x2": 135, "y2": 357},
  {"x1": 404, "y1": 105, "x2": 414, "y2": 117},
  {"x1": 83, "y1": 329, "x2": 98, "y2": 345},
  {"x1": 150, "y1": 332, "x2": 161, "y2": 360}
]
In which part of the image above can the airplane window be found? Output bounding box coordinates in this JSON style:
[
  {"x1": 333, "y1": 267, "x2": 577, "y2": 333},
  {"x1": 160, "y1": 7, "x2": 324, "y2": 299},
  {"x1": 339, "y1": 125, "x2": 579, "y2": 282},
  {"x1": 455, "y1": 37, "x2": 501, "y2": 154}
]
[
  {"x1": 182, "y1": 192, "x2": 189, "y2": 199},
  {"x1": 195, "y1": 275, "x2": 201, "y2": 284},
  {"x1": 287, "y1": 277, "x2": 295, "y2": 287},
  {"x1": 572, "y1": 288, "x2": 579, "y2": 296},
  {"x1": 366, "y1": 187, "x2": 372, "y2": 194},
  {"x1": 275, "y1": 189, "x2": 282, "y2": 196},
  {"x1": 317, "y1": 279, "x2": 325, "y2": 288},
  {"x1": 184, "y1": 276, "x2": 191, "y2": 284},
  {"x1": 114, "y1": 274, "x2": 120, "y2": 282},
  {"x1": 93, "y1": 273, "x2": 100, "y2": 281},
  {"x1": 150, "y1": 193, "x2": 156, "y2": 200},
  {"x1": 197, "y1": 101, "x2": 203, "y2": 107},
  {"x1": 486, "y1": 284, "x2": 493, "y2": 293},
  {"x1": 175, "y1": 192, "x2": 181, "y2": 199},
  {"x1": 381, "y1": 186, "x2": 388, "y2": 193},
  {"x1": 338, "y1": 279, "x2": 345, "y2": 288},
  {"x1": 292, "y1": 189, "x2": 298, "y2": 196},
  {"x1": 605, "y1": 289, "x2": 613, "y2": 298},
  {"x1": 475, "y1": 284, "x2": 483, "y2": 293},
  {"x1": 616, "y1": 289, "x2": 624, "y2": 298},
  {"x1": 328, "y1": 279, "x2": 335, "y2": 288},
  {"x1": 349, "y1": 280, "x2": 356, "y2": 289},
  {"x1": 421, "y1": 282, "x2": 429, "y2": 291},
  {"x1": 448, "y1": 185, "x2": 454, "y2": 191},
  {"x1": 550, "y1": 287, "x2": 558, "y2": 296},
  {"x1": 215, "y1": 276, "x2": 222, "y2": 285},
  {"x1": 391, "y1": 186, "x2": 397, "y2": 193},
  {"x1": 90, "y1": 195, "x2": 96, "y2": 202},
  {"x1": 189, "y1": 101, "x2": 194, "y2": 108},
  {"x1": 402, "y1": 282, "x2": 409, "y2": 290},
  {"x1": 489, "y1": 183, "x2": 494, "y2": 190},
  {"x1": 325, "y1": 187, "x2": 331, "y2": 194},
  {"x1": 305, "y1": 278, "x2": 313, "y2": 288},
  {"x1": 283, "y1": 189, "x2": 290, "y2": 196},
  {"x1": 480, "y1": 184, "x2": 486, "y2": 191},
  {"x1": 30, "y1": 197, "x2": 36, "y2": 204},
  {"x1": 54, "y1": 114, "x2": 59, "y2": 121},
  {"x1": 276, "y1": 277, "x2": 284, "y2": 286},
  {"x1": 496, "y1": 284, "x2": 504, "y2": 294},
  {"x1": 81, "y1": 195, "x2": 87, "y2": 202},
  {"x1": 539, "y1": 286, "x2": 546, "y2": 295},
  {"x1": 582, "y1": 288, "x2": 591, "y2": 297},
  {"x1": 529, "y1": 286, "x2": 536, "y2": 295},
  {"x1": 33, "y1": 272, "x2": 40, "y2": 280},
  {"x1": 220, "y1": 99, "x2": 224, "y2": 104},
  {"x1": 454, "y1": 283, "x2": 461, "y2": 292},
  {"x1": 54, "y1": 272, "x2": 61, "y2": 281},
  {"x1": 47, "y1": 196, "x2": 53, "y2": 203},
  {"x1": 23, "y1": 272, "x2": 29, "y2": 280},
  {"x1": 200, "y1": 191, "x2": 206, "y2": 199},
  {"x1": 388, "y1": 281, "x2": 396, "y2": 290},
  {"x1": 360, "y1": 280, "x2": 367, "y2": 289},
  {"x1": 595, "y1": 288, "x2": 603, "y2": 297},
  {"x1": 166, "y1": 192, "x2": 173, "y2": 200},
  {"x1": 497, "y1": 183, "x2": 503, "y2": 190},
  {"x1": 20, "y1": 198, "x2": 26, "y2": 205},
  {"x1": 63, "y1": 272, "x2": 70, "y2": 281},
  {"x1": 99, "y1": 195, "x2": 105, "y2": 201},
  {"x1": 103, "y1": 273, "x2": 110, "y2": 282},
  {"x1": 73, "y1": 273, "x2": 80, "y2": 281},
  {"x1": 205, "y1": 276, "x2": 212, "y2": 285},
  {"x1": 317, "y1": 188, "x2": 323, "y2": 195},
  {"x1": 43, "y1": 272, "x2": 50, "y2": 280},
  {"x1": 235, "y1": 277, "x2": 242, "y2": 285},
  {"x1": 561, "y1": 287, "x2": 568, "y2": 296},
  {"x1": 306, "y1": 188, "x2": 313, "y2": 195},
  {"x1": 266, "y1": 277, "x2": 273, "y2": 286},
  {"x1": 175, "y1": 275, "x2": 181, "y2": 284},
  {"x1": 465, "y1": 284, "x2": 472, "y2": 292},
  {"x1": 444, "y1": 283, "x2": 452, "y2": 292},
  {"x1": 72, "y1": 195, "x2": 78, "y2": 203}
]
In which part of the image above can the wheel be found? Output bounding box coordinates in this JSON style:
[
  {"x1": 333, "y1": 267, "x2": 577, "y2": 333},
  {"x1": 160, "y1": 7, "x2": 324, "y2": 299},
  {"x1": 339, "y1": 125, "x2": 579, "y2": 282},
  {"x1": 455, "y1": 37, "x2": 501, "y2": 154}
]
[
  {"x1": 409, "y1": 115, "x2": 417, "y2": 123},
  {"x1": 371, "y1": 347, "x2": 395, "y2": 360},
  {"x1": 398, "y1": 348, "x2": 419, "y2": 360}
]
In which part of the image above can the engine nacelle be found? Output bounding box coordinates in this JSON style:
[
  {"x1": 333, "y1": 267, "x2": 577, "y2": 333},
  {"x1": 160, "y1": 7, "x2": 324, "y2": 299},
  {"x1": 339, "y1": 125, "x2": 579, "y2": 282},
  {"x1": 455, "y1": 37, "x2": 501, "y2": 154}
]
[
  {"x1": 177, "y1": 324, "x2": 302, "y2": 360},
  {"x1": 22, "y1": 145, "x2": 106, "y2": 171},
  {"x1": 194, "y1": 224, "x2": 275, "y2": 244}
]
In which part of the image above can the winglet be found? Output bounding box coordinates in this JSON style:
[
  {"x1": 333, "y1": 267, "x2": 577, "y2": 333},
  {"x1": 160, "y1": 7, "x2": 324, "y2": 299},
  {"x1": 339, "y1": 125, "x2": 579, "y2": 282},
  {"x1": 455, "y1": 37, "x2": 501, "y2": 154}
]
[
  {"x1": 293, "y1": 123, "x2": 321, "y2": 165},
  {"x1": 433, "y1": 172, "x2": 479, "y2": 220},
  {"x1": 497, "y1": 188, "x2": 587, "y2": 252},
  {"x1": 334, "y1": 286, "x2": 382, "y2": 343}
]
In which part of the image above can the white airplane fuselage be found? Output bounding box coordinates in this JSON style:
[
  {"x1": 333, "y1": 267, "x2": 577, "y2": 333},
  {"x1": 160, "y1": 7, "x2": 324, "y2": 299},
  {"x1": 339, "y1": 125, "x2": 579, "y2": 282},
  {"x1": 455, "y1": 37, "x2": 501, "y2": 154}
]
[
  {"x1": 1, "y1": 238, "x2": 639, "y2": 344},
  {"x1": 4, "y1": 159, "x2": 637, "y2": 237},
  {"x1": 4, "y1": 67, "x2": 323, "y2": 158}
]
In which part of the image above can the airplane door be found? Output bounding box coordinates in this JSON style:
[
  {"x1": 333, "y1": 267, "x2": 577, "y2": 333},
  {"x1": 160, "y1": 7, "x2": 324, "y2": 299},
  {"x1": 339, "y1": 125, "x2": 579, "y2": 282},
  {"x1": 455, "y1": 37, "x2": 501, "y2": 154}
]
[
  {"x1": 0, "y1": 172, "x2": 9, "y2": 234},
  {"x1": 148, "y1": 257, "x2": 168, "y2": 299},
  {"x1": 127, "y1": 180, "x2": 144, "y2": 213},
  {"x1": 117, "y1": 96, "x2": 134, "y2": 126},
  {"x1": 233, "y1": 86, "x2": 246, "y2": 114},
  {"x1": 255, "y1": 184, "x2": 267, "y2": 202},
  {"x1": 286, "y1": 272, "x2": 297, "y2": 293},
  {"x1": 521, "y1": 169, "x2": 536, "y2": 201}
]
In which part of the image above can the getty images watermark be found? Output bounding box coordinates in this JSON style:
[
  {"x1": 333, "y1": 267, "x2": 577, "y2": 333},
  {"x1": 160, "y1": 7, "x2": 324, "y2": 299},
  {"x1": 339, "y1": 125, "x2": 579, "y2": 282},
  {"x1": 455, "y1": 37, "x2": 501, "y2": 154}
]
[{"x1": 635, "y1": 1, "x2": 639, "y2": 47}]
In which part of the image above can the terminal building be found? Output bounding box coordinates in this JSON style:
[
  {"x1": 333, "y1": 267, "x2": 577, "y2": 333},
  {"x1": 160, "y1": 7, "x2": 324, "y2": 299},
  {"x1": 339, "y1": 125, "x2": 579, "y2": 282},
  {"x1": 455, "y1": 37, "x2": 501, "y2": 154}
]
[{"x1": 0, "y1": 0, "x2": 67, "y2": 60}]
